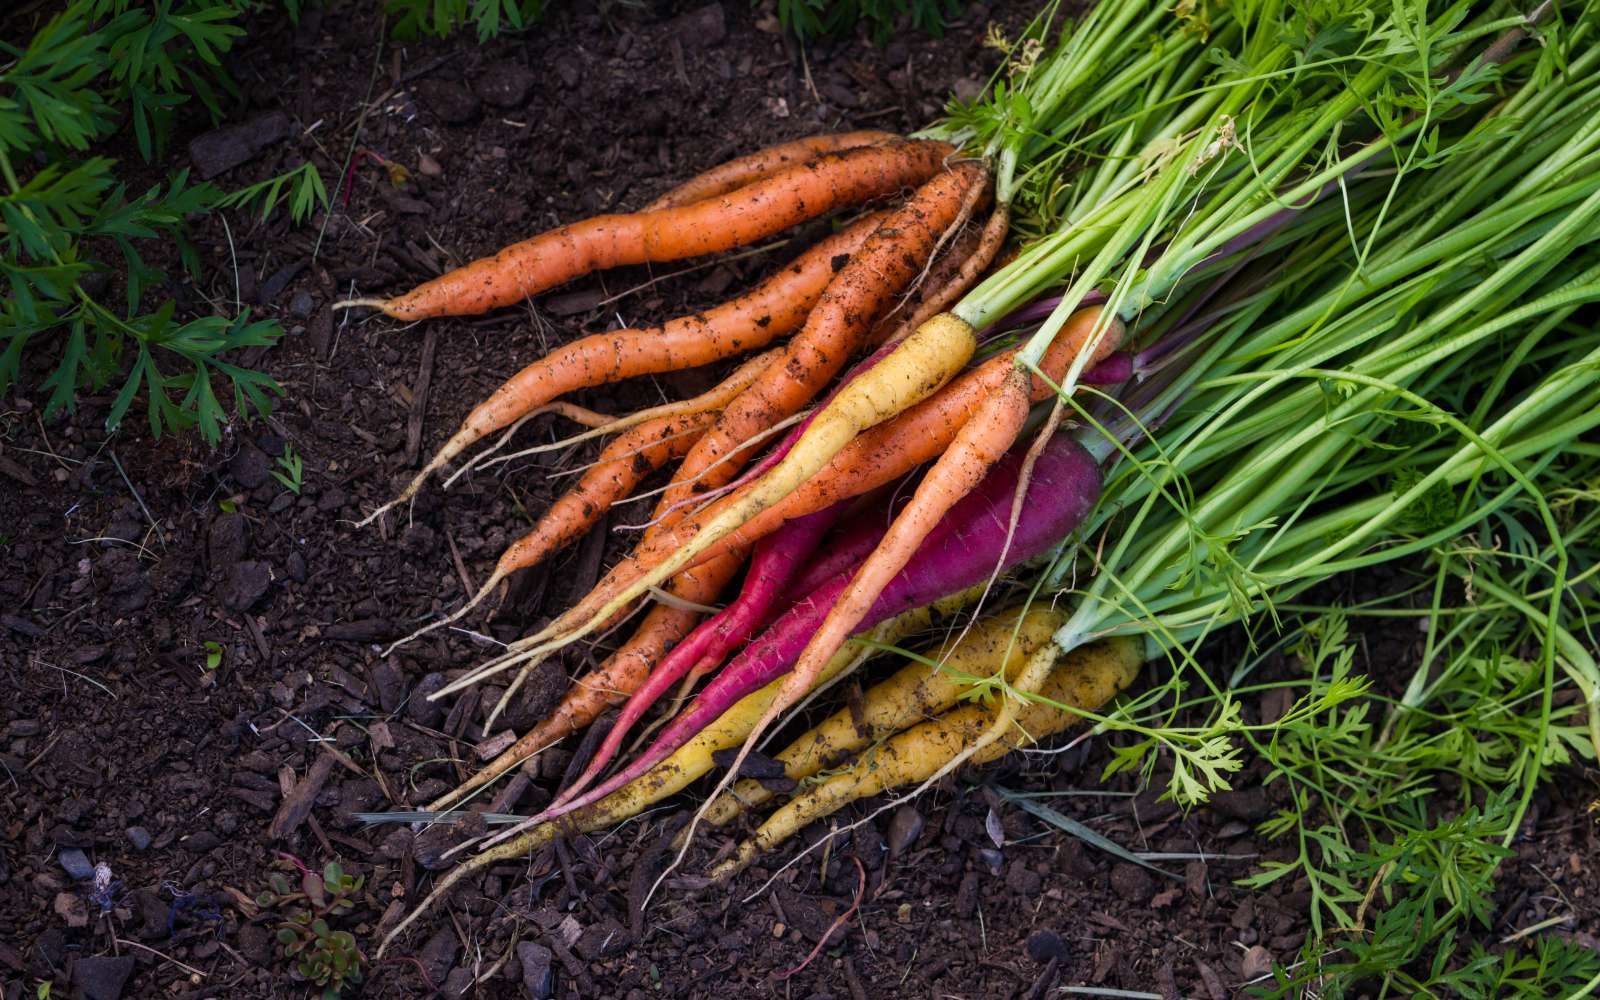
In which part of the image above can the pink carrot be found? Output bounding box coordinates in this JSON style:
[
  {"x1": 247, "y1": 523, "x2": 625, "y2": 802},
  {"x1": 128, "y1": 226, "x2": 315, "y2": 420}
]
[
  {"x1": 531, "y1": 431, "x2": 1104, "y2": 828},
  {"x1": 549, "y1": 504, "x2": 848, "y2": 808}
]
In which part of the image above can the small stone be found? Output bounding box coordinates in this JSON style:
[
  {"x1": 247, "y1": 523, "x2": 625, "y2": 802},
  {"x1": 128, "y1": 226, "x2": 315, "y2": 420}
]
[
  {"x1": 371, "y1": 660, "x2": 406, "y2": 714},
  {"x1": 74, "y1": 955, "x2": 136, "y2": 1000},
  {"x1": 229, "y1": 446, "x2": 271, "y2": 489},
  {"x1": 886, "y1": 805, "x2": 924, "y2": 858},
  {"x1": 208, "y1": 513, "x2": 250, "y2": 572},
  {"x1": 408, "y1": 673, "x2": 448, "y2": 728},
  {"x1": 1026, "y1": 928, "x2": 1068, "y2": 964},
  {"x1": 220, "y1": 560, "x2": 272, "y2": 611},
  {"x1": 125, "y1": 827, "x2": 151, "y2": 851},
  {"x1": 474, "y1": 62, "x2": 536, "y2": 108},
  {"x1": 59, "y1": 847, "x2": 94, "y2": 880},
  {"x1": 1109, "y1": 862, "x2": 1155, "y2": 903},
  {"x1": 289, "y1": 289, "x2": 315, "y2": 318},
  {"x1": 418, "y1": 153, "x2": 443, "y2": 177},
  {"x1": 238, "y1": 923, "x2": 271, "y2": 963},
  {"x1": 1240, "y1": 944, "x2": 1274, "y2": 980},
  {"x1": 517, "y1": 941, "x2": 554, "y2": 999},
  {"x1": 54, "y1": 891, "x2": 89, "y2": 927},
  {"x1": 978, "y1": 847, "x2": 1004, "y2": 873},
  {"x1": 419, "y1": 927, "x2": 459, "y2": 983},
  {"x1": 442, "y1": 967, "x2": 474, "y2": 998},
  {"x1": 285, "y1": 550, "x2": 308, "y2": 583}
]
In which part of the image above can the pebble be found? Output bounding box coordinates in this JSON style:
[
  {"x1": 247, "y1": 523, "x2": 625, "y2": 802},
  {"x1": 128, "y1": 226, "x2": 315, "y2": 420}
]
[
  {"x1": 289, "y1": 289, "x2": 316, "y2": 318},
  {"x1": 407, "y1": 673, "x2": 449, "y2": 728},
  {"x1": 1109, "y1": 861, "x2": 1156, "y2": 903},
  {"x1": 54, "y1": 891, "x2": 88, "y2": 928},
  {"x1": 517, "y1": 941, "x2": 555, "y2": 999},
  {"x1": 419, "y1": 927, "x2": 459, "y2": 982},
  {"x1": 887, "y1": 805, "x2": 924, "y2": 858},
  {"x1": 74, "y1": 954, "x2": 135, "y2": 1000},
  {"x1": 1240, "y1": 944, "x2": 1274, "y2": 980},
  {"x1": 59, "y1": 847, "x2": 94, "y2": 880},
  {"x1": 220, "y1": 560, "x2": 272, "y2": 611},
  {"x1": 1026, "y1": 928, "x2": 1069, "y2": 963},
  {"x1": 229, "y1": 446, "x2": 271, "y2": 489},
  {"x1": 125, "y1": 827, "x2": 151, "y2": 851}
]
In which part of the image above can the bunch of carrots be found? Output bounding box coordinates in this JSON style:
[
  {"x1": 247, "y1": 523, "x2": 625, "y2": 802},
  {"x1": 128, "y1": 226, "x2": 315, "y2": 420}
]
[{"x1": 341, "y1": 0, "x2": 1597, "y2": 958}]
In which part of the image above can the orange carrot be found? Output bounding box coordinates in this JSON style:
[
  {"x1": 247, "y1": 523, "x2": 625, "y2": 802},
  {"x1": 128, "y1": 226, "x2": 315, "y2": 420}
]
[
  {"x1": 645, "y1": 131, "x2": 899, "y2": 211},
  {"x1": 386, "y1": 214, "x2": 886, "y2": 508},
  {"x1": 339, "y1": 141, "x2": 953, "y2": 320},
  {"x1": 549, "y1": 308, "x2": 1120, "y2": 639},
  {"x1": 428, "y1": 552, "x2": 744, "y2": 814},
  {"x1": 648, "y1": 161, "x2": 989, "y2": 530}
]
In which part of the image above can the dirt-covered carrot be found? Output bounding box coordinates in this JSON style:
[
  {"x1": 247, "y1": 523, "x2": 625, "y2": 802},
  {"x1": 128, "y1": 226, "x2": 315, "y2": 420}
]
[
  {"x1": 550, "y1": 504, "x2": 849, "y2": 811},
  {"x1": 645, "y1": 131, "x2": 898, "y2": 210},
  {"x1": 388, "y1": 410, "x2": 717, "y2": 656},
  {"x1": 523, "y1": 433, "x2": 1103, "y2": 830},
  {"x1": 474, "y1": 587, "x2": 981, "y2": 852},
  {"x1": 380, "y1": 590, "x2": 973, "y2": 958},
  {"x1": 338, "y1": 141, "x2": 951, "y2": 320},
  {"x1": 645, "y1": 162, "x2": 988, "y2": 525},
  {"x1": 704, "y1": 604, "x2": 1064, "y2": 826},
  {"x1": 584, "y1": 311, "x2": 978, "y2": 639},
  {"x1": 379, "y1": 215, "x2": 885, "y2": 511},
  {"x1": 425, "y1": 553, "x2": 743, "y2": 815},
  {"x1": 530, "y1": 309, "x2": 1116, "y2": 646},
  {"x1": 708, "y1": 635, "x2": 1142, "y2": 879}
]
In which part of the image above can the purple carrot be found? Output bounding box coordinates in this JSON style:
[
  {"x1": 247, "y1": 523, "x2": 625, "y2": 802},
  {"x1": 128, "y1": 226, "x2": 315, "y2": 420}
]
[{"x1": 533, "y1": 431, "x2": 1104, "y2": 827}]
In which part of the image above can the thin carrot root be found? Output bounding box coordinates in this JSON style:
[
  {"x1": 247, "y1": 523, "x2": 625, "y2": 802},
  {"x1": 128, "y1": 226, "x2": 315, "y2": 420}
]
[
  {"x1": 644, "y1": 131, "x2": 899, "y2": 211},
  {"x1": 331, "y1": 297, "x2": 389, "y2": 312},
  {"x1": 702, "y1": 604, "x2": 1063, "y2": 827},
  {"x1": 477, "y1": 348, "x2": 783, "y2": 475},
  {"x1": 708, "y1": 635, "x2": 1143, "y2": 880}
]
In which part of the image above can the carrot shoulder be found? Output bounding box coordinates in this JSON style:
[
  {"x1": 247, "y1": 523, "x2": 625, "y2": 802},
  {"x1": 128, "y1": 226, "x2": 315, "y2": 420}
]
[{"x1": 348, "y1": 140, "x2": 953, "y2": 320}]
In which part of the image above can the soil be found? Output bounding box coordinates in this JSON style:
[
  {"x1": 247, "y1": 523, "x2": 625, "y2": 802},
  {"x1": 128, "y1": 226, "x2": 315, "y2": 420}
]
[{"x1": 2, "y1": 2, "x2": 1597, "y2": 999}]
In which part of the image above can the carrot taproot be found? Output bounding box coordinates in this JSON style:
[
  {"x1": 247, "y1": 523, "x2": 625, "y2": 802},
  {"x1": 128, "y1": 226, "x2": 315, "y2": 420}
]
[
  {"x1": 511, "y1": 309, "x2": 1118, "y2": 656},
  {"x1": 381, "y1": 409, "x2": 715, "y2": 656},
  {"x1": 576, "y1": 311, "x2": 977, "y2": 644},
  {"x1": 456, "y1": 345, "x2": 784, "y2": 487},
  {"x1": 425, "y1": 552, "x2": 744, "y2": 815},
  {"x1": 337, "y1": 141, "x2": 952, "y2": 320},
  {"x1": 714, "y1": 306, "x2": 1125, "y2": 792},
  {"x1": 379, "y1": 214, "x2": 886, "y2": 511},
  {"x1": 703, "y1": 603, "x2": 1063, "y2": 826},
  {"x1": 644, "y1": 162, "x2": 988, "y2": 526},
  {"x1": 644, "y1": 131, "x2": 899, "y2": 211},
  {"x1": 708, "y1": 635, "x2": 1143, "y2": 879},
  {"x1": 475, "y1": 587, "x2": 982, "y2": 853},
  {"x1": 521, "y1": 434, "x2": 1103, "y2": 832},
  {"x1": 548, "y1": 504, "x2": 848, "y2": 812},
  {"x1": 379, "y1": 590, "x2": 972, "y2": 959}
]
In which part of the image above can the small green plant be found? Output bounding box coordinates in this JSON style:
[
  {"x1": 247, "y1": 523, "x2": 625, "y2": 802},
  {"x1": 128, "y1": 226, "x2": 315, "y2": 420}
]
[
  {"x1": 271, "y1": 442, "x2": 303, "y2": 494},
  {"x1": 202, "y1": 640, "x2": 224, "y2": 670},
  {"x1": 35, "y1": 981, "x2": 51, "y2": 1000},
  {"x1": 1, "y1": 1, "x2": 314, "y2": 444},
  {"x1": 217, "y1": 162, "x2": 328, "y2": 225},
  {"x1": 256, "y1": 859, "x2": 367, "y2": 999}
]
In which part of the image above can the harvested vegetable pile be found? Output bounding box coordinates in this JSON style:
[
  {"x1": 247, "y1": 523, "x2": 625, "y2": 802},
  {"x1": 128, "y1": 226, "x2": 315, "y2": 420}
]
[{"x1": 345, "y1": 0, "x2": 1600, "y2": 972}]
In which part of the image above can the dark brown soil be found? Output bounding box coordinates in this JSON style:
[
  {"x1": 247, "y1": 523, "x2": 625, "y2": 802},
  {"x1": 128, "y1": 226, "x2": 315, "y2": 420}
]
[{"x1": 2, "y1": 2, "x2": 1597, "y2": 999}]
